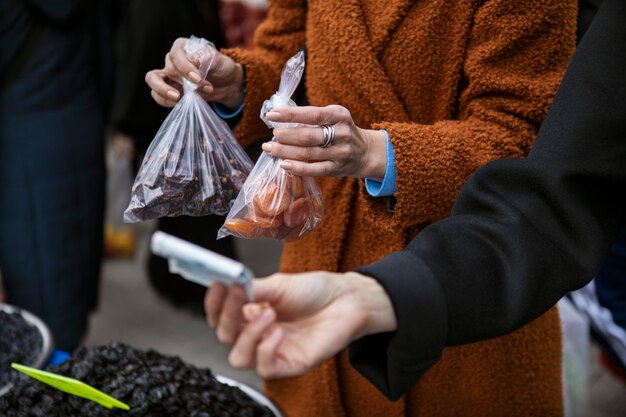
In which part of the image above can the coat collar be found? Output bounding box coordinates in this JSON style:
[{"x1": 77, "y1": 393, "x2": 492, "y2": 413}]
[{"x1": 310, "y1": 0, "x2": 415, "y2": 122}]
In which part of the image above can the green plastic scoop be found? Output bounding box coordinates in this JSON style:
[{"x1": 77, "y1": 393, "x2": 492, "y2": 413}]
[{"x1": 11, "y1": 363, "x2": 130, "y2": 410}]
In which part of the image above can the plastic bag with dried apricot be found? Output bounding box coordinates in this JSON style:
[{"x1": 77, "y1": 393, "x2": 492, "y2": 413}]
[
  {"x1": 218, "y1": 151, "x2": 323, "y2": 241},
  {"x1": 218, "y1": 51, "x2": 323, "y2": 241}
]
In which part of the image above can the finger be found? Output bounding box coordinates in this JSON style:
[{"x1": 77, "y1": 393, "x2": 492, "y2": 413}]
[
  {"x1": 251, "y1": 274, "x2": 292, "y2": 305},
  {"x1": 262, "y1": 141, "x2": 328, "y2": 162},
  {"x1": 256, "y1": 327, "x2": 289, "y2": 379},
  {"x1": 170, "y1": 38, "x2": 203, "y2": 83},
  {"x1": 243, "y1": 303, "x2": 264, "y2": 322},
  {"x1": 228, "y1": 308, "x2": 276, "y2": 369},
  {"x1": 204, "y1": 282, "x2": 227, "y2": 328},
  {"x1": 265, "y1": 105, "x2": 350, "y2": 126},
  {"x1": 150, "y1": 90, "x2": 177, "y2": 108},
  {"x1": 199, "y1": 81, "x2": 214, "y2": 97},
  {"x1": 216, "y1": 285, "x2": 247, "y2": 344},
  {"x1": 145, "y1": 70, "x2": 181, "y2": 102},
  {"x1": 272, "y1": 126, "x2": 324, "y2": 147},
  {"x1": 280, "y1": 160, "x2": 337, "y2": 177}
]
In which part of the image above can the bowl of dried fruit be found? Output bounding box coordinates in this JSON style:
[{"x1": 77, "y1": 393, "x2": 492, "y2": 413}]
[
  {"x1": 0, "y1": 303, "x2": 54, "y2": 397},
  {"x1": 0, "y1": 341, "x2": 282, "y2": 416}
]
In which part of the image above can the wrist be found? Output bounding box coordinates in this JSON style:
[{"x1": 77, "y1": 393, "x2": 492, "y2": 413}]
[
  {"x1": 221, "y1": 63, "x2": 245, "y2": 109},
  {"x1": 344, "y1": 272, "x2": 397, "y2": 340},
  {"x1": 360, "y1": 129, "x2": 387, "y2": 181}
]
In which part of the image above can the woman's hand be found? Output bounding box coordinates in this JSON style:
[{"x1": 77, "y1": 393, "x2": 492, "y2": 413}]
[
  {"x1": 145, "y1": 37, "x2": 245, "y2": 108},
  {"x1": 204, "y1": 272, "x2": 397, "y2": 379},
  {"x1": 261, "y1": 105, "x2": 388, "y2": 180}
]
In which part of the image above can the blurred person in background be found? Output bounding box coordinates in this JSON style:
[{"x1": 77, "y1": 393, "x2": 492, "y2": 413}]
[
  {"x1": 220, "y1": 0, "x2": 267, "y2": 48},
  {"x1": 0, "y1": 0, "x2": 115, "y2": 351},
  {"x1": 146, "y1": 0, "x2": 577, "y2": 416}
]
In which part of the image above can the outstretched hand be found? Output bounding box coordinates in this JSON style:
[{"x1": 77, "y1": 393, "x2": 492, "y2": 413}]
[{"x1": 204, "y1": 271, "x2": 397, "y2": 379}]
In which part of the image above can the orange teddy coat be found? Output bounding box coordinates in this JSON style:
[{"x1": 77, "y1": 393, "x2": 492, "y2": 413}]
[{"x1": 224, "y1": 0, "x2": 577, "y2": 416}]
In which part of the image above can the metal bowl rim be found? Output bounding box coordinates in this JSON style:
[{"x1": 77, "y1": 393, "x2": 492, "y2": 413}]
[
  {"x1": 0, "y1": 303, "x2": 54, "y2": 396},
  {"x1": 216, "y1": 374, "x2": 283, "y2": 417}
]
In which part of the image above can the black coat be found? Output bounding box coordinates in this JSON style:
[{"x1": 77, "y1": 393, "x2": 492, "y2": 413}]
[{"x1": 351, "y1": 0, "x2": 626, "y2": 400}]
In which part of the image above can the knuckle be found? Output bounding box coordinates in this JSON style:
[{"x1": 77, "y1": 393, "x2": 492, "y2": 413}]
[
  {"x1": 309, "y1": 108, "x2": 322, "y2": 125},
  {"x1": 305, "y1": 128, "x2": 320, "y2": 144},
  {"x1": 336, "y1": 124, "x2": 350, "y2": 138},
  {"x1": 289, "y1": 163, "x2": 304, "y2": 176},
  {"x1": 230, "y1": 287, "x2": 246, "y2": 303},
  {"x1": 321, "y1": 163, "x2": 335, "y2": 176},
  {"x1": 340, "y1": 107, "x2": 351, "y2": 119},
  {"x1": 297, "y1": 147, "x2": 313, "y2": 161},
  {"x1": 216, "y1": 329, "x2": 234, "y2": 345},
  {"x1": 337, "y1": 146, "x2": 352, "y2": 161},
  {"x1": 228, "y1": 352, "x2": 248, "y2": 369},
  {"x1": 257, "y1": 366, "x2": 273, "y2": 379}
]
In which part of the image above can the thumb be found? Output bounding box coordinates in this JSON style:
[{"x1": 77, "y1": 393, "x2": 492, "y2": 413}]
[{"x1": 252, "y1": 273, "x2": 288, "y2": 305}]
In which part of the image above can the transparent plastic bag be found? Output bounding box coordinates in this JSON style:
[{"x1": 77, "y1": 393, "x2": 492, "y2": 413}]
[
  {"x1": 107, "y1": 154, "x2": 133, "y2": 229},
  {"x1": 105, "y1": 154, "x2": 135, "y2": 258},
  {"x1": 124, "y1": 36, "x2": 253, "y2": 223},
  {"x1": 218, "y1": 51, "x2": 323, "y2": 241}
]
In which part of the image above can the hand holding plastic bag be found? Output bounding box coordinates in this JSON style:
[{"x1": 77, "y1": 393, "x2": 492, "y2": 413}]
[
  {"x1": 124, "y1": 36, "x2": 253, "y2": 222},
  {"x1": 219, "y1": 51, "x2": 323, "y2": 241}
]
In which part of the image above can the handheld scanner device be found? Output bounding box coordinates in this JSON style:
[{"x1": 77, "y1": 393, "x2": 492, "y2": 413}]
[{"x1": 150, "y1": 231, "x2": 254, "y2": 301}]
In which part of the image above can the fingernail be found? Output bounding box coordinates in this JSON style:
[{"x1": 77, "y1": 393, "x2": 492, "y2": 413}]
[
  {"x1": 167, "y1": 90, "x2": 180, "y2": 99},
  {"x1": 244, "y1": 303, "x2": 262, "y2": 321},
  {"x1": 280, "y1": 161, "x2": 292, "y2": 170},
  {"x1": 261, "y1": 142, "x2": 273, "y2": 153},
  {"x1": 266, "y1": 111, "x2": 281, "y2": 120},
  {"x1": 188, "y1": 71, "x2": 202, "y2": 83},
  {"x1": 259, "y1": 308, "x2": 274, "y2": 323},
  {"x1": 202, "y1": 85, "x2": 213, "y2": 94}
]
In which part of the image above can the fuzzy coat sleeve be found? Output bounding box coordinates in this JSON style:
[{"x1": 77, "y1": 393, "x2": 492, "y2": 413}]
[
  {"x1": 366, "y1": 0, "x2": 577, "y2": 229},
  {"x1": 220, "y1": 0, "x2": 306, "y2": 148}
]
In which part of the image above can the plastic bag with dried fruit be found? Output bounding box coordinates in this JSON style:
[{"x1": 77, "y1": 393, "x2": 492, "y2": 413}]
[
  {"x1": 218, "y1": 51, "x2": 323, "y2": 241},
  {"x1": 124, "y1": 36, "x2": 253, "y2": 223}
]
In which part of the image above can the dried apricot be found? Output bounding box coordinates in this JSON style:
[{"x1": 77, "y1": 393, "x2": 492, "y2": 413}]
[
  {"x1": 287, "y1": 174, "x2": 304, "y2": 199},
  {"x1": 253, "y1": 181, "x2": 290, "y2": 216},
  {"x1": 284, "y1": 197, "x2": 311, "y2": 228},
  {"x1": 224, "y1": 218, "x2": 261, "y2": 238},
  {"x1": 245, "y1": 209, "x2": 284, "y2": 229}
]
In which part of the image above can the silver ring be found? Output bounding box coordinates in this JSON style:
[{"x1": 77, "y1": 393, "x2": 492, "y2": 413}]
[{"x1": 319, "y1": 125, "x2": 335, "y2": 148}]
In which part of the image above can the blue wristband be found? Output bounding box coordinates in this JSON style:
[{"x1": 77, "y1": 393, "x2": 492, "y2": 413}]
[
  {"x1": 211, "y1": 101, "x2": 245, "y2": 120},
  {"x1": 365, "y1": 130, "x2": 397, "y2": 197}
]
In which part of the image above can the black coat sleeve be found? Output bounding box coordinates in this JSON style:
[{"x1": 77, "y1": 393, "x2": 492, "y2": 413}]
[{"x1": 349, "y1": 0, "x2": 626, "y2": 400}]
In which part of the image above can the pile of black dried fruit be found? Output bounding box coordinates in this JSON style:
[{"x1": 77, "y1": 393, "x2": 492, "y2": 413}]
[
  {"x1": 0, "y1": 341, "x2": 275, "y2": 417},
  {"x1": 0, "y1": 310, "x2": 43, "y2": 387}
]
